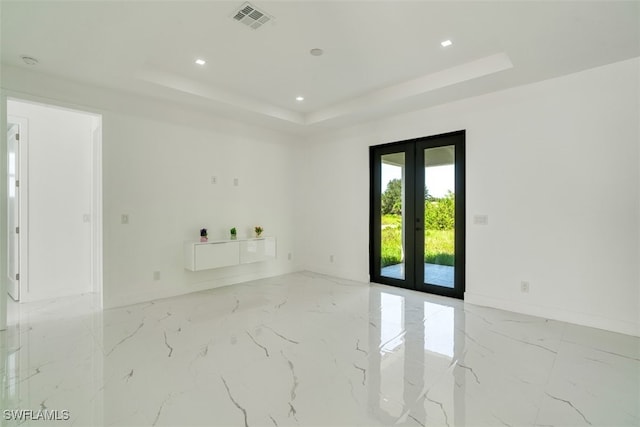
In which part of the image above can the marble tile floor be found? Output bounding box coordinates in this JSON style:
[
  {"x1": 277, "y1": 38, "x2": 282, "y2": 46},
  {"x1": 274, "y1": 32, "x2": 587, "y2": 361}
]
[{"x1": 1, "y1": 271, "x2": 638, "y2": 427}]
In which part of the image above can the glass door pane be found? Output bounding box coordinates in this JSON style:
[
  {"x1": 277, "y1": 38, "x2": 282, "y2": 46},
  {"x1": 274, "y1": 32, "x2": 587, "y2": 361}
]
[
  {"x1": 380, "y1": 153, "x2": 406, "y2": 280},
  {"x1": 423, "y1": 146, "x2": 455, "y2": 288}
]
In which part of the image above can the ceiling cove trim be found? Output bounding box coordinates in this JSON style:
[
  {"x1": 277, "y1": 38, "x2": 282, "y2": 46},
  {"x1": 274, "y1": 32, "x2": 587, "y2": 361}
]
[
  {"x1": 307, "y1": 53, "x2": 514, "y2": 125},
  {"x1": 136, "y1": 53, "x2": 513, "y2": 127},
  {"x1": 136, "y1": 65, "x2": 305, "y2": 125}
]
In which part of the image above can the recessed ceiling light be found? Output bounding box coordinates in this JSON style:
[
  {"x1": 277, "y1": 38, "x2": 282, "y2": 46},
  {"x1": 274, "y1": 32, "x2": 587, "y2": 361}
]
[
  {"x1": 310, "y1": 48, "x2": 324, "y2": 57},
  {"x1": 21, "y1": 56, "x2": 39, "y2": 65},
  {"x1": 441, "y1": 40, "x2": 453, "y2": 47},
  {"x1": 296, "y1": 96, "x2": 304, "y2": 101},
  {"x1": 195, "y1": 59, "x2": 206, "y2": 65}
]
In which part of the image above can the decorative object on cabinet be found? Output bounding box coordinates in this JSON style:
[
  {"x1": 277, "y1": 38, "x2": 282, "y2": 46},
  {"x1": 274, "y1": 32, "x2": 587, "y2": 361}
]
[
  {"x1": 254, "y1": 226, "x2": 263, "y2": 238},
  {"x1": 184, "y1": 237, "x2": 276, "y2": 271},
  {"x1": 230, "y1": 227, "x2": 237, "y2": 240},
  {"x1": 200, "y1": 228, "x2": 208, "y2": 242}
]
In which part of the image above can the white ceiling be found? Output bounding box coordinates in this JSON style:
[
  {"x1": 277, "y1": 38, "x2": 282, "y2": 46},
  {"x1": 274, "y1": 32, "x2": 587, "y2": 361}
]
[{"x1": 2, "y1": 1, "x2": 639, "y2": 133}]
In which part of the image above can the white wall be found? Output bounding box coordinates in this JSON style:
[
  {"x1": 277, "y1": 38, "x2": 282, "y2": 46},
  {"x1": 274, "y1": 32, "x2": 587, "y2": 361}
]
[
  {"x1": 296, "y1": 58, "x2": 640, "y2": 336},
  {"x1": 1, "y1": 66, "x2": 298, "y2": 309},
  {"x1": 102, "y1": 112, "x2": 297, "y2": 307},
  {"x1": 1, "y1": 59, "x2": 638, "y2": 336},
  {"x1": 8, "y1": 100, "x2": 95, "y2": 302}
]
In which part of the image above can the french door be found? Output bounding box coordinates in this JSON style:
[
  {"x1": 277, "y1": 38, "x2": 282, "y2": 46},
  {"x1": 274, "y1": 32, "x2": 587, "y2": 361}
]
[{"x1": 370, "y1": 131, "x2": 465, "y2": 299}]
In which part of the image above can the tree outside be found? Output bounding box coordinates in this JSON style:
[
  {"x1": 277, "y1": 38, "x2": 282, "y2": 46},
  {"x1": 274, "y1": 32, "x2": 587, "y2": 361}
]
[{"x1": 381, "y1": 178, "x2": 402, "y2": 215}]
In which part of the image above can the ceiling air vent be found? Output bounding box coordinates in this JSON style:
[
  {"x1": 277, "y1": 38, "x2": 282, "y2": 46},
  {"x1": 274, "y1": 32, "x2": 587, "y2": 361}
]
[{"x1": 231, "y1": 2, "x2": 274, "y2": 30}]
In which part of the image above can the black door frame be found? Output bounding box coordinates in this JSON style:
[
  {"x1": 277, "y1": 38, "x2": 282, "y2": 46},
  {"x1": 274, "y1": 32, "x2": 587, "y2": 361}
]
[{"x1": 369, "y1": 130, "x2": 465, "y2": 299}]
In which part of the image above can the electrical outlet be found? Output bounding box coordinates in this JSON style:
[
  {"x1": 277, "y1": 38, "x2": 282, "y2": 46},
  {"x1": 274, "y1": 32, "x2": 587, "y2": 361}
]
[
  {"x1": 211, "y1": 176, "x2": 217, "y2": 184},
  {"x1": 233, "y1": 178, "x2": 239, "y2": 186},
  {"x1": 121, "y1": 214, "x2": 129, "y2": 224},
  {"x1": 520, "y1": 281, "x2": 530, "y2": 293},
  {"x1": 153, "y1": 271, "x2": 161, "y2": 281},
  {"x1": 329, "y1": 255, "x2": 334, "y2": 263}
]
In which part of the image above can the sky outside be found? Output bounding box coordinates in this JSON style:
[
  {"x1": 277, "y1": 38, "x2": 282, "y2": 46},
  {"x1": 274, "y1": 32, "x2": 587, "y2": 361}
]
[{"x1": 381, "y1": 163, "x2": 454, "y2": 198}]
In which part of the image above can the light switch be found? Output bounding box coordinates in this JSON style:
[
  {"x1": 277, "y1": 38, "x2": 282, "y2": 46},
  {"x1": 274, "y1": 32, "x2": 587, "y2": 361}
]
[
  {"x1": 121, "y1": 214, "x2": 129, "y2": 224},
  {"x1": 473, "y1": 214, "x2": 488, "y2": 225}
]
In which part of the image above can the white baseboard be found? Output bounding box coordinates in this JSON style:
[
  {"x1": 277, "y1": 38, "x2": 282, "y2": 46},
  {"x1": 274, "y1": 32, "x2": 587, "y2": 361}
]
[
  {"x1": 465, "y1": 292, "x2": 640, "y2": 337},
  {"x1": 104, "y1": 268, "x2": 298, "y2": 309},
  {"x1": 300, "y1": 265, "x2": 369, "y2": 284}
]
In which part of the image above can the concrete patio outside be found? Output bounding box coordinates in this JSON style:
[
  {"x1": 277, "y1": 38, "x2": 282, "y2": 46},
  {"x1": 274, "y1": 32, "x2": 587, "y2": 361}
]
[{"x1": 381, "y1": 263, "x2": 454, "y2": 288}]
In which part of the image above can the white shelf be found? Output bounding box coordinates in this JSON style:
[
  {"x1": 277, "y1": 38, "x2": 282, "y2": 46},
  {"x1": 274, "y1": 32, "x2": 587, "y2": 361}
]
[{"x1": 184, "y1": 237, "x2": 276, "y2": 271}]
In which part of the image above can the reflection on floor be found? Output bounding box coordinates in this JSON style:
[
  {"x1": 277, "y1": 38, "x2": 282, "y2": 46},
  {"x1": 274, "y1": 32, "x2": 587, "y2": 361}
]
[
  {"x1": 6, "y1": 292, "x2": 102, "y2": 327},
  {"x1": 381, "y1": 262, "x2": 454, "y2": 287},
  {"x1": 1, "y1": 271, "x2": 638, "y2": 426}
]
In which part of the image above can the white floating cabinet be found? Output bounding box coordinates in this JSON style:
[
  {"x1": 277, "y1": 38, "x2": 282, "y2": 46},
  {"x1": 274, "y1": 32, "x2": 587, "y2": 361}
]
[
  {"x1": 184, "y1": 237, "x2": 276, "y2": 272},
  {"x1": 240, "y1": 237, "x2": 277, "y2": 264},
  {"x1": 188, "y1": 241, "x2": 240, "y2": 271}
]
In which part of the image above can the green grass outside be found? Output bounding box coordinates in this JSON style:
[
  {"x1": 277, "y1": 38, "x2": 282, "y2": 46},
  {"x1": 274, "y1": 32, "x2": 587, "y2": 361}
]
[
  {"x1": 382, "y1": 214, "x2": 402, "y2": 226},
  {"x1": 381, "y1": 214, "x2": 454, "y2": 268}
]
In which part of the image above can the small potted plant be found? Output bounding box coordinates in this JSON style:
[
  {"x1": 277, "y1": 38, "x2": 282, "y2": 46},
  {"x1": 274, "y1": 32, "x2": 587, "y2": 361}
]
[
  {"x1": 254, "y1": 226, "x2": 263, "y2": 238},
  {"x1": 200, "y1": 228, "x2": 208, "y2": 242},
  {"x1": 230, "y1": 227, "x2": 237, "y2": 240}
]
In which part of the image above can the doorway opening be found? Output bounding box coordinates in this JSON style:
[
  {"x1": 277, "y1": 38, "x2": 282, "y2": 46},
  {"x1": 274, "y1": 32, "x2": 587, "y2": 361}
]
[
  {"x1": 370, "y1": 131, "x2": 465, "y2": 299},
  {"x1": 6, "y1": 98, "x2": 103, "y2": 309}
]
